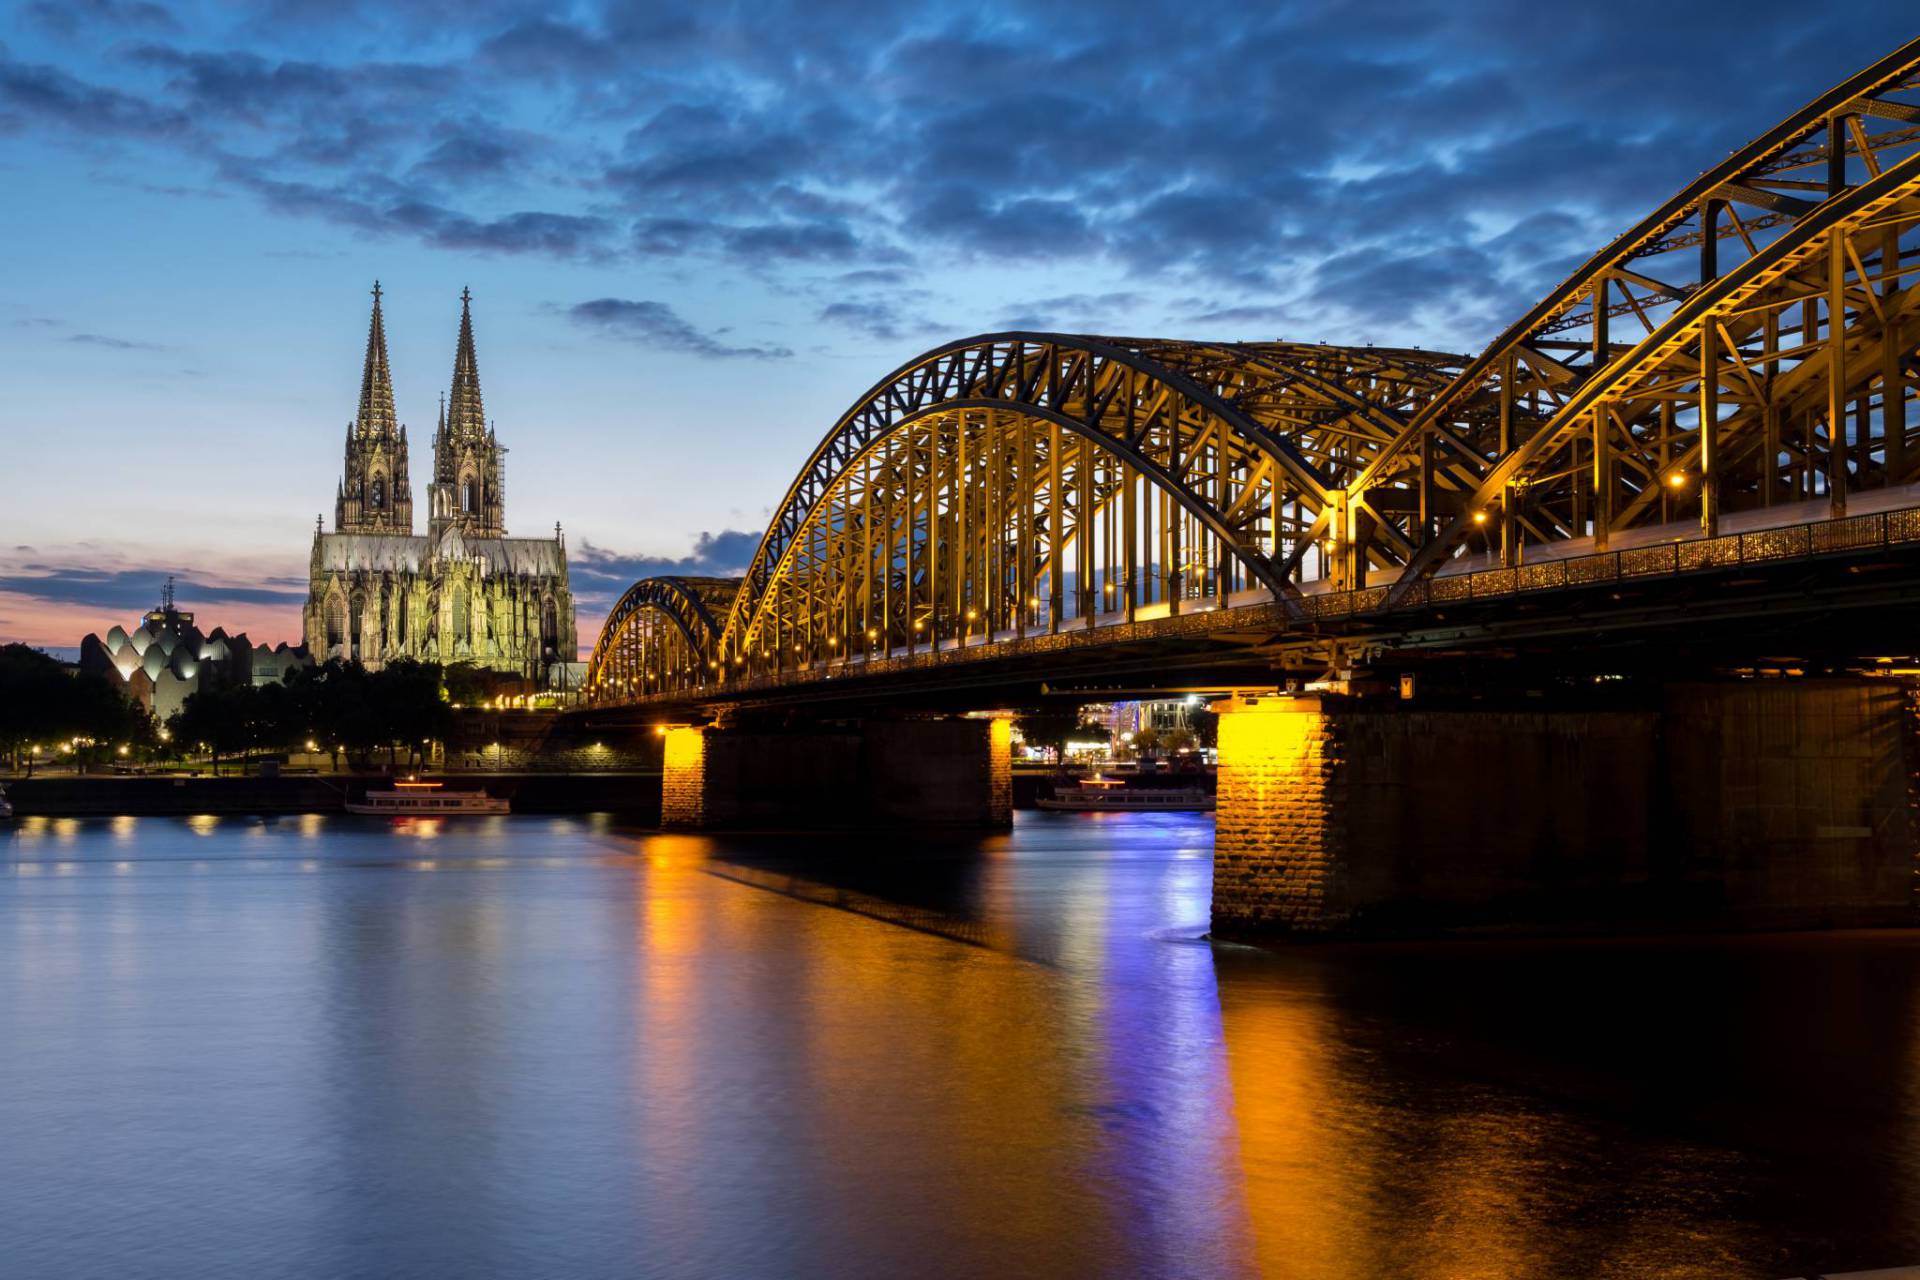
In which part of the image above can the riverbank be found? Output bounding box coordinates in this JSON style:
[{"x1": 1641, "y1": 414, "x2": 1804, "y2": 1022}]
[{"x1": 1, "y1": 772, "x2": 662, "y2": 818}]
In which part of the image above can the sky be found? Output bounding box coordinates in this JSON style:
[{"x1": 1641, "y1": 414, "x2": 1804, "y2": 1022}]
[{"x1": 1, "y1": 1, "x2": 1914, "y2": 656}]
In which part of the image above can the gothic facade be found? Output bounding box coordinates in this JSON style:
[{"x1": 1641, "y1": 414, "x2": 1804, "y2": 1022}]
[{"x1": 304, "y1": 285, "x2": 578, "y2": 680}]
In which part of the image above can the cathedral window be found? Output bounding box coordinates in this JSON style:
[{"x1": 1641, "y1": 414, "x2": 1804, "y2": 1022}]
[
  {"x1": 454, "y1": 585, "x2": 471, "y2": 643},
  {"x1": 371, "y1": 476, "x2": 385, "y2": 510},
  {"x1": 462, "y1": 478, "x2": 478, "y2": 514}
]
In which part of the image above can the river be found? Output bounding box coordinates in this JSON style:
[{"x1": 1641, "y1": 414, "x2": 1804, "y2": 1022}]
[{"x1": 1, "y1": 812, "x2": 1916, "y2": 1279}]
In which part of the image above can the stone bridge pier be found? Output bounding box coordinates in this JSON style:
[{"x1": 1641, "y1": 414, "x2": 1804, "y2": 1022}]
[
  {"x1": 661, "y1": 715, "x2": 1012, "y2": 831},
  {"x1": 1212, "y1": 681, "x2": 1919, "y2": 939}
]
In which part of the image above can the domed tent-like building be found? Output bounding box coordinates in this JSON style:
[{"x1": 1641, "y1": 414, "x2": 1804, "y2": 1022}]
[{"x1": 77, "y1": 582, "x2": 312, "y2": 721}]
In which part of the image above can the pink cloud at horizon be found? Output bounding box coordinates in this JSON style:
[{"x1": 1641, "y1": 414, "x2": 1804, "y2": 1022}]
[{"x1": 0, "y1": 590, "x2": 307, "y2": 655}]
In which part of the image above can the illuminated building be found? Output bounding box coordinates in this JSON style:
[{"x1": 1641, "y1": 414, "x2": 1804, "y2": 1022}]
[
  {"x1": 76, "y1": 581, "x2": 312, "y2": 720},
  {"x1": 303, "y1": 285, "x2": 578, "y2": 680}
]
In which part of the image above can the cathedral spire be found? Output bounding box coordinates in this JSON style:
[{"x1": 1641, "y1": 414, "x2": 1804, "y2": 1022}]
[
  {"x1": 356, "y1": 280, "x2": 398, "y2": 438},
  {"x1": 446, "y1": 285, "x2": 485, "y2": 441},
  {"x1": 335, "y1": 281, "x2": 414, "y2": 535},
  {"x1": 430, "y1": 287, "x2": 506, "y2": 539}
]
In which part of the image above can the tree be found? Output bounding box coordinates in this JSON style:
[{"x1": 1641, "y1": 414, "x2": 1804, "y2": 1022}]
[
  {"x1": 286, "y1": 659, "x2": 375, "y2": 768},
  {"x1": 1013, "y1": 707, "x2": 1085, "y2": 761},
  {"x1": 370, "y1": 659, "x2": 450, "y2": 768},
  {"x1": 280, "y1": 657, "x2": 452, "y2": 771},
  {"x1": 169, "y1": 686, "x2": 244, "y2": 774},
  {"x1": 0, "y1": 644, "x2": 149, "y2": 775},
  {"x1": 1189, "y1": 704, "x2": 1219, "y2": 749},
  {"x1": 442, "y1": 662, "x2": 488, "y2": 708}
]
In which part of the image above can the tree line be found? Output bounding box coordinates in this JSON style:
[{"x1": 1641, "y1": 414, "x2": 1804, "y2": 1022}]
[
  {"x1": 1, "y1": 645, "x2": 487, "y2": 775},
  {"x1": 169, "y1": 659, "x2": 455, "y2": 772}
]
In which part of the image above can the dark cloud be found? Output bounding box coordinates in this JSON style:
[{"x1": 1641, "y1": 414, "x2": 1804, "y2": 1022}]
[
  {"x1": 67, "y1": 333, "x2": 165, "y2": 351},
  {"x1": 721, "y1": 222, "x2": 866, "y2": 263},
  {"x1": 0, "y1": 56, "x2": 190, "y2": 137},
  {"x1": 3, "y1": 0, "x2": 1917, "y2": 351},
  {"x1": 409, "y1": 123, "x2": 528, "y2": 186},
  {"x1": 224, "y1": 164, "x2": 617, "y2": 256},
  {"x1": 816, "y1": 297, "x2": 945, "y2": 343},
  {"x1": 903, "y1": 186, "x2": 1094, "y2": 258},
  {"x1": 997, "y1": 292, "x2": 1143, "y2": 332},
  {"x1": 835, "y1": 268, "x2": 912, "y2": 287},
  {"x1": 1181, "y1": 303, "x2": 1297, "y2": 331},
  {"x1": 566, "y1": 298, "x2": 792, "y2": 360},
  {"x1": 0, "y1": 567, "x2": 304, "y2": 612},
  {"x1": 24, "y1": 0, "x2": 178, "y2": 38},
  {"x1": 477, "y1": 17, "x2": 619, "y2": 79},
  {"x1": 128, "y1": 45, "x2": 450, "y2": 122},
  {"x1": 569, "y1": 531, "x2": 760, "y2": 607}
]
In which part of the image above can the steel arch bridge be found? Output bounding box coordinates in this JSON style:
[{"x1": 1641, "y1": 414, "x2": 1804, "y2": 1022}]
[
  {"x1": 587, "y1": 575, "x2": 738, "y2": 699},
  {"x1": 587, "y1": 39, "x2": 1920, "y2": 708}
]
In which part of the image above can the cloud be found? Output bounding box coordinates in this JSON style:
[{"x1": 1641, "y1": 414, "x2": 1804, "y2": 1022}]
[
  {"x1": 565, "y1": 298, "x2": 792, "y2": 360},
  {"x1": 2, "y1": 0, "x2": 1916, "y2": 356},
  {"x1": 225, "y1": 165, "x2": 618, "y2": 257},
  {"x1": 0, "y1": 544, "x2": 312, "y2": 649},
  {"x1": 0, "y1": 56, "x2": 191, "y2": 138},
  {"x1": 408, "y1": 122, "x2": 530, "y2": 186},
  {"x1": 23, "y1": 0, "x2": 178, "y2": 39},
  {"x1": 67, "y1": 333, "x2": 166, "y2": 351},
  {"x1": 997, "y1": 292, "x2": 1143, "y2": 332},
  {"x1": 569, "y1": 530, "x2": 761, "y2": 609},
  {"x1": 815, "y1": 297, "x2": 946, "y2": 343},
  {"x1": 0, "y1": 566, "x2": 305, "y2": 612}
]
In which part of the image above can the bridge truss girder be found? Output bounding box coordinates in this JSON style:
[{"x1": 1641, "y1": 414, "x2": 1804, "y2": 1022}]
[{"x1": 709, "y1": 336, "x2": 1479, "y2": 680}]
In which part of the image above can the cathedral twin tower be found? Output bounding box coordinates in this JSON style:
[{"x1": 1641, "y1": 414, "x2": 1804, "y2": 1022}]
[{"x1": 304, "y1": 285, "x2": 577, "y2": 681}]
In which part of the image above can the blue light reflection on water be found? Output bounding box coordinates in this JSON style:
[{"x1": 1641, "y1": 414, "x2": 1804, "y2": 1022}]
[{"x1": 3, "y1": 811, "x2": 1920, "y2": 1279}]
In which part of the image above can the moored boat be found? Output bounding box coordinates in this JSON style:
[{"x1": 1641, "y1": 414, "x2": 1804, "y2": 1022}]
[
  {"x1": 1036, "y1": 774, "x2": 1214, "y2": 813},
  {"x1": 0, "y1": 783, "x2": 11, "y2": 820},
  {"x1": 345, "y1": 778, "x2": 510, "y2": 816}
]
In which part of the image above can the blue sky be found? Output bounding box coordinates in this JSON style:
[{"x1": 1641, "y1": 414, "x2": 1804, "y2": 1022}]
[{"x1": 0, "y1": 1, "x2": 1913, "y2": 651}]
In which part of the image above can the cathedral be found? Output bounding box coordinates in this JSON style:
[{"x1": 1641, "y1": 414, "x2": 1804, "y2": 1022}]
[{"x1": 304, "y1": 285, "x2": 578, "y2": 681}]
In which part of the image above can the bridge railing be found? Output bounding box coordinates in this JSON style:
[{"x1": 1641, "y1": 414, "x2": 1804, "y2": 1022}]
[{"x1": 1334, "y1": 507, "x2": 1920, "y2": 619}]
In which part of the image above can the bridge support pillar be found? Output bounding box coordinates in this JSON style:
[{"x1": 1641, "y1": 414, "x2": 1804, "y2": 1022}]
[
  {"x1": 1211, "y1": 695, "x2": 1347, "y2": 935},
  {"x1": 660, "y1": 726, "x2": 710, "y2": 829},
  {"x1": 1211, "y1": 682, "x2": 1918, "y2": 939},
  {"x1": 659, "y1": 716, "x2": 1011, "y2": 831}
]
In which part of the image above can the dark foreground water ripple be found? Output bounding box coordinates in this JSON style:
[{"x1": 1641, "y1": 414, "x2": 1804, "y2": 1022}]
[{"x1": 2, "y1": 811, "x2": 1916, "y2": 1279}]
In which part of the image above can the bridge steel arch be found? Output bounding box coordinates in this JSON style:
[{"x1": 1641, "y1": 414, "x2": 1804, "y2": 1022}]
[
  {"x1": 1350, "y1": 36, "x2": 1920, "y2": 595},
  {"x1": 585, "y1": 575, "x2": 738, "y2": 704},
  {"x1": 709, "y1": 335, "x2": 1477, "y2": 679}
]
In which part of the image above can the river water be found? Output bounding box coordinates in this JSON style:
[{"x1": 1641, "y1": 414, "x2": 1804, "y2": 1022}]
[{"x1": 1, "y1": 812, "x2": 1916, "y2": 1279}]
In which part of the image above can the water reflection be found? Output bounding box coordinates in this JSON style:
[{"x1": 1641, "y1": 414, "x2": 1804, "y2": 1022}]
[{"x1": 0, "y1": 813, "x2": 1917, "y2": 1277}]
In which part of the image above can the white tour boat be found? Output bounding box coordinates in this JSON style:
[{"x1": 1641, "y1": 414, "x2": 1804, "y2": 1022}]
[
  {"x1": 1036, "y1": 774, "x2": 1215, "y2": 813},
  {"x1": 345, "y1": 778, "x2": 510, "y2": 816}
]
